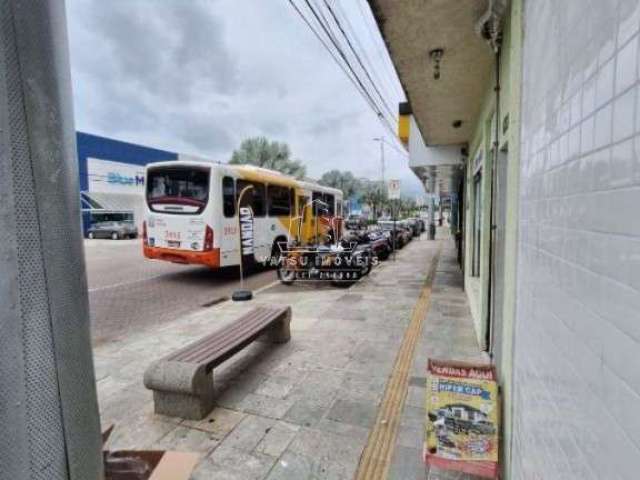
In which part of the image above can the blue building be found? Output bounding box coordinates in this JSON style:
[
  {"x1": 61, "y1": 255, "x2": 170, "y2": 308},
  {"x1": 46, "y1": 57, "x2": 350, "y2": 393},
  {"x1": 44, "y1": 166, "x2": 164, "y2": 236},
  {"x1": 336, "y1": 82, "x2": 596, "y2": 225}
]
[{"x1": 76, "y1": 132, "x2": 178, "y2": 234}]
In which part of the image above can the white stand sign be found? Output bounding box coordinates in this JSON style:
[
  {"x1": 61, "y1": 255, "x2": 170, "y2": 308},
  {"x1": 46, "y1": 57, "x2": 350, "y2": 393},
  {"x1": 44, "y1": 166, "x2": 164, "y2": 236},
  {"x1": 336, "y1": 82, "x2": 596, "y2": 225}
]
[{"x1": 388, "y1": 179, "x2": 401, "y2": 200}]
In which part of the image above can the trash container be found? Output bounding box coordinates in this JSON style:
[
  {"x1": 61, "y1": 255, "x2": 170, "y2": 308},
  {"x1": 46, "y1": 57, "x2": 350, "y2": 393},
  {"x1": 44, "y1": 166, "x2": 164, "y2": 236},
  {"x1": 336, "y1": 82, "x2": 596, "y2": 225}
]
[{"x1": 428, "y1": 223, "x2": 436, "y2": 240}]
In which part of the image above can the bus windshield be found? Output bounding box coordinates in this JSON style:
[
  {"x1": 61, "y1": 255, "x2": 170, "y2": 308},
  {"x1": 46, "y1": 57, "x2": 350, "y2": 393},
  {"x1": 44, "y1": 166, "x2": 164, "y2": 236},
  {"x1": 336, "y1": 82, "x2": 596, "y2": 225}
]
[{"x1": 147, "y1": 166, "x2": 210, "y2": 213}]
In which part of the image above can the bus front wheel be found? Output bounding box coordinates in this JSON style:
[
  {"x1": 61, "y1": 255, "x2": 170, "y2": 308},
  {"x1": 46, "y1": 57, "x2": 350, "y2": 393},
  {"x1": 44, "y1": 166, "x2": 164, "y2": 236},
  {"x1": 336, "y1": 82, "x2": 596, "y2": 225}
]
[{"x1": 269, "y1": 238, "x2": 287, "y2": 269}]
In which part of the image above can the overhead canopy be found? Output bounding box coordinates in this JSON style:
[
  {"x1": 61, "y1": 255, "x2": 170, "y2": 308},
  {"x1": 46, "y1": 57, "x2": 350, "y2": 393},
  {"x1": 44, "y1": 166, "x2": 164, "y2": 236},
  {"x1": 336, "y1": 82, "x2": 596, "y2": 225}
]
[{"x1": 370, "y1": 0, "x2": 494, "y2": 146}]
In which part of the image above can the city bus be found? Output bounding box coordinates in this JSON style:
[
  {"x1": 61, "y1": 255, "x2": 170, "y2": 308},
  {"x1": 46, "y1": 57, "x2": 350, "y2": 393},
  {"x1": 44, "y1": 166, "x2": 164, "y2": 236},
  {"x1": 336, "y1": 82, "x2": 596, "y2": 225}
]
[{"x1": 142, "y1": 160, "x2": 343, "y2": 269}]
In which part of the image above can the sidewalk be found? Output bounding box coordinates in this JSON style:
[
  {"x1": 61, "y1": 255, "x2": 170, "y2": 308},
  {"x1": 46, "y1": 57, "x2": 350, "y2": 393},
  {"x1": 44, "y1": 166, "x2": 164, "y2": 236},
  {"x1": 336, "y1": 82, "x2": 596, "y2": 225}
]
[
  {"x1": 388, "y1": 232, "x2": 488, "y2": 480},
  {"x1": 95, "y1": 229, "x2": 485, "y2": 479}
]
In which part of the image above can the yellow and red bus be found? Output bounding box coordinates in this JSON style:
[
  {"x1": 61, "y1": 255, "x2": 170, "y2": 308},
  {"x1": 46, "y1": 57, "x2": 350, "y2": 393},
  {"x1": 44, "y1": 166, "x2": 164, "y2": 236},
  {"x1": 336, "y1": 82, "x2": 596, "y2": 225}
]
[{"x1": 142, "y1": 160, "x2": 343, "y2": 269}]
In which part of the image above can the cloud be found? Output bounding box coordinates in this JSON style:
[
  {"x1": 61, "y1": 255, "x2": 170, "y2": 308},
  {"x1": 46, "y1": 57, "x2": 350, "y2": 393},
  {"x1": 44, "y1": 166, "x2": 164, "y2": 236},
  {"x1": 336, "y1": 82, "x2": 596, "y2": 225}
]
[{"x1": 66, "y1": 0, "x2": 423, "y2": 193}]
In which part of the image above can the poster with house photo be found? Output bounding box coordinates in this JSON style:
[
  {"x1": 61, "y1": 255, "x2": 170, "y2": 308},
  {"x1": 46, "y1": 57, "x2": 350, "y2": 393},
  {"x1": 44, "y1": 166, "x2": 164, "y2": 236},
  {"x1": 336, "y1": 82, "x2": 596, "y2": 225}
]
[{"x1": 424, "y1": 359, "x2": 499, "y2": 478}]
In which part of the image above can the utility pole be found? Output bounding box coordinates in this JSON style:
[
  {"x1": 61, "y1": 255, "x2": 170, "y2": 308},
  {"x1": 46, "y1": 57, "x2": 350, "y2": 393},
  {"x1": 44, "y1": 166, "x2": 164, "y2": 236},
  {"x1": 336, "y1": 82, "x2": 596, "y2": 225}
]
[
  {"x1": 373, "y1": 137, "x2": 385, "y2": 184},
  {"x1": 373, "y1": 137, "x2": 385, "y2": 219},
  {"x1": 427, "y1": 178, "x2": 437, "y2": 240},
  {"x1": 380, "y1": 140, "x2": 385, "y2": 185}
]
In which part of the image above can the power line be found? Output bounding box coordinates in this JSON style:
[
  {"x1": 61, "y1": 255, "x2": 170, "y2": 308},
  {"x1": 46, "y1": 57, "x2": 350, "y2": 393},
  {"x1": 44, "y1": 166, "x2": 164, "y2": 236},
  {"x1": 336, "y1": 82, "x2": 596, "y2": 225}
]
[
  {"x1": 332, "y1": 1, "x2": 398, "y2": 108},
  {"x1": 316, "y1": 1, "x2": 406, "y2": 150},
  {"x1": 322, "y1": 0, "x2": 397, "y2": 122},
  {"x1": 288, "y1": 0, "x2": 404, "y2": 147},
  {"x1": 286, "y1": 0, "x2": 379, "y2": 115},
  {"x1": 379, "y1": 136, "x2": 408, "y2": 157},
  {"x1": 355, "y1": 0, "x2": 405, "y2": 99},
  {"x1": 301, "y1": 0, "x2": 393, "y2": 127},
  {"x1": 291, "y1": 0, "x2": 397, "y2": 134}
]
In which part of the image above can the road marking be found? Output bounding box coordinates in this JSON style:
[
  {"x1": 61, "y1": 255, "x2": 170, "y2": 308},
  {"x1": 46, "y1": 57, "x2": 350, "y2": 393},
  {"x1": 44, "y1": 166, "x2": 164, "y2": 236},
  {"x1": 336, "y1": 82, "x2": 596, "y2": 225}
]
[
  {"x1": 89, "y1": 272, "x2": 281, "y2": 294},
  {"x1": 88, "y1": 272, "x2": 174, "y2": 292},
  {"x1": 354, "y1": 242, "x2": 442, "y2": 480},
  {"x1": 253, "y1": 278, "x2": 281, "y2": 294}
]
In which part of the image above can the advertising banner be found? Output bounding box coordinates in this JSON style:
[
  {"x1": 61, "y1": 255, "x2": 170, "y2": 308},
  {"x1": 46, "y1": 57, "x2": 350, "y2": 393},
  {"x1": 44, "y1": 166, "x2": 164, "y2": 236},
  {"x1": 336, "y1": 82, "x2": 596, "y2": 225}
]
[
  {"x1": 239, "y1": 206, "x2": 254, "y2": 261},
  {"x1": 424, "y1": 359, "x2": 499, "y2": 478}
]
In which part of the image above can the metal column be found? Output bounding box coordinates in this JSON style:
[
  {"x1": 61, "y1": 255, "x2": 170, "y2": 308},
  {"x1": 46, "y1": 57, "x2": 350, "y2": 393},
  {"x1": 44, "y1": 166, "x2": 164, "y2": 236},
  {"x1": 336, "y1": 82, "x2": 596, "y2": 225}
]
[
  {"x1": 426, "y1": 178, "x2": 436, "y2": 240},
  {"x1": 0, "y1": 1, "x2": 104, "y2": 479}
]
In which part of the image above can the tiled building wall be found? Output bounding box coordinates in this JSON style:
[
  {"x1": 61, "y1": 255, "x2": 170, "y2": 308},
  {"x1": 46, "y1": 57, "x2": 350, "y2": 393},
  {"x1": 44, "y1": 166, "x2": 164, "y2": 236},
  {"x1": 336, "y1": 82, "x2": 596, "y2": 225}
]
[{"x1": 514, "y1": 0, "x2": 640, "y2": 478}]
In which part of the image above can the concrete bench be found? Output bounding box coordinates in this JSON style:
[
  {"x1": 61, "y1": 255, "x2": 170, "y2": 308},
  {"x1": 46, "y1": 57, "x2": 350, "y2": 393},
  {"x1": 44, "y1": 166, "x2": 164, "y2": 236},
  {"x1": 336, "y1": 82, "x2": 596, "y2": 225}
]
[{"x1": 143, "y1": 305, "x2": 291, "y2": 420}]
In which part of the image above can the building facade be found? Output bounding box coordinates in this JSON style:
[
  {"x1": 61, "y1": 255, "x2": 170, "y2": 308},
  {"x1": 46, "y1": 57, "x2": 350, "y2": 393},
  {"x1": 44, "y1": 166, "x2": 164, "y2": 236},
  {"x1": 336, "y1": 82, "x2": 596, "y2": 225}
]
[
  {"x1": 372, "y1": 0, "x2": 640, "y2": 477},
  {"x1": 514, "y1": 0, "x2": 640, "y2": 477},
  {"x1": 76, "y1": 132, "x2": 178, "y2": 233}
]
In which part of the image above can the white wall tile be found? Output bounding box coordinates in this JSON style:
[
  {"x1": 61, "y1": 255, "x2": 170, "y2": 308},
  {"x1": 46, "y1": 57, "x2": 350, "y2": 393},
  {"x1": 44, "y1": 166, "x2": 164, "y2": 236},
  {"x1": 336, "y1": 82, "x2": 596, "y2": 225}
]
[
  {"x1": 596, "y1": 58, "x2": 615, "y2": 108},
  {"x1": 515, "y1": 1, "x2": 640, "y2": 478},
  {"x1": 615, "y1": 35, "x2": 638, "y2": 94},
  {"x1": 612, "y1": 88, "x2": 635, "y2": 142},
  {"x1": 610, "y1": 138, "x2": 634, "y2": 187},
  {"x1": 580, "y1": 116, "x2": 595, "y2": 154}
]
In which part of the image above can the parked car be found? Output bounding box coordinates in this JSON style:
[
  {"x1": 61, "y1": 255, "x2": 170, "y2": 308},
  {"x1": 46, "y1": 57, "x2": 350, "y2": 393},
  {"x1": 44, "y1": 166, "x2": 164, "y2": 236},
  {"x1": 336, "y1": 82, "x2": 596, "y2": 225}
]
[
  {"x1": 377, "y1": 221, "x2": 411, "y2": 249},
  {"x1": 343, "y1": 229, "x2": 392, "y2": 261},
  {"x1": 406, "y1": 218, "x2": 422, "y2": 236},
  {"x1": 397, "y1": 225, "x2": 413, "y2": 245},
  {"x1": 345, "y1": 214, "x2": 366, "y2": 231},
  {"x1": 398, "y1": 220, "x2": 414, "y2": 240},
  {"x1": 87, "y1": 220, "x2": 138, "y2": 240}
]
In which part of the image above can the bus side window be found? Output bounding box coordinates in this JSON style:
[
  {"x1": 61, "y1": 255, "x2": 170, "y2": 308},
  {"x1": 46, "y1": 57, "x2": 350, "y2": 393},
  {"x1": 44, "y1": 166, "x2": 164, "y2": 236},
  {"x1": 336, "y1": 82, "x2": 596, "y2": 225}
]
[
  {"x1": 222, "y1": 176, "x2": 235, "y2": 217},
  {"x1": 237, "y1": 180, "x2": 266, "y2": 217},
  {"x1": 267, "y1": 185, "x2": 291, "y2": 216},
  {"x1": 290, "y1": 188, "x2": 295, "y2": 214},
  {"x1": 324, "y1": 194, "x2": 335, "y2": 215}
]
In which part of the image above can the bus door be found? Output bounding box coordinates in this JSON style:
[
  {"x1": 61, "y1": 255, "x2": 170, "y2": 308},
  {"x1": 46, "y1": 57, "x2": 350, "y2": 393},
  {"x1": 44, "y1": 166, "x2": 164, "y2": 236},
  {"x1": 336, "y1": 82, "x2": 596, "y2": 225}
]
[{"x1": 220, "y1": 175, "x2": 239, "y2": 266}]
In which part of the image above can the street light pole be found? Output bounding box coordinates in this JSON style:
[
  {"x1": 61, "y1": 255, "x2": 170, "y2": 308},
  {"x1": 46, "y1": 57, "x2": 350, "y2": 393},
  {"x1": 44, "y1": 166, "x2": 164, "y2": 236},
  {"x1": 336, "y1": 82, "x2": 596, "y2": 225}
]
[
  {"x1": 373, "y1": 137, "x2": 385, "y2": 185},
  {"x1": 373, "y1": 137, "x2": 386, "y2": 220}
]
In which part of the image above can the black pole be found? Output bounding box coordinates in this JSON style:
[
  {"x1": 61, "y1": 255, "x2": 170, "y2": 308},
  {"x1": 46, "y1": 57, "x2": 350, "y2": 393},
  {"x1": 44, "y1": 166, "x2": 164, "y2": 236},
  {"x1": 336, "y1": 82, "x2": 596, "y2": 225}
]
[
  {"x1": 392, "y1": 199, "x2": 397, "y2": 261},
  {"x1": 487, "y1": 47, "x2": 502, "y2": 354}
]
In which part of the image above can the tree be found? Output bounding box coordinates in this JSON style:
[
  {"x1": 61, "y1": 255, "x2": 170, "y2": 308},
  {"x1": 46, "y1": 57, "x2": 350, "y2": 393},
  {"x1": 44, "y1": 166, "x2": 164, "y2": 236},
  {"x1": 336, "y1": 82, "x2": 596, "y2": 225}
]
[
  {"x1": 397, "y1": 196, "x2": 417, "y2": 217},
  {"x1": 360, "y1": 180, "x2": 387, "y2": 220},
  {"x1": 318, "y1": 170, "x2": 361, "y2": 198},
  {"x1": 230, "y1": 136, "x2": 306, "y2": 178}
]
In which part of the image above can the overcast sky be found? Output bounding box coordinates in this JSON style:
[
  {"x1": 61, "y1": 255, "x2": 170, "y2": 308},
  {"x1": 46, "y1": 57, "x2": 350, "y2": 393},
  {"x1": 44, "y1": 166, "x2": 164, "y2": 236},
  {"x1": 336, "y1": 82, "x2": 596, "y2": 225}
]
[{"x1": 66, "y1": 0, "x2": 424, "y2": 197}]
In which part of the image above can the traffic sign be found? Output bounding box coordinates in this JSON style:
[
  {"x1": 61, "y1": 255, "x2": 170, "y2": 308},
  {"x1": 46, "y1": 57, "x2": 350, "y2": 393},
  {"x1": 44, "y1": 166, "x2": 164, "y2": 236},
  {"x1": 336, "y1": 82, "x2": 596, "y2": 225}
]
[{"x1": 387, "y1": 179, "x2": 401, "y2": 199}]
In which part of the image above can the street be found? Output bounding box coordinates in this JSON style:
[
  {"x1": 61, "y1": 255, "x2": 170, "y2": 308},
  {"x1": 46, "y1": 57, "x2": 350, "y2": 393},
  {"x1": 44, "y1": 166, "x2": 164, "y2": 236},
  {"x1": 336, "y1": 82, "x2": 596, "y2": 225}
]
[{"x1": 85, "y1": 239, "x2": 276, "y2": 344}]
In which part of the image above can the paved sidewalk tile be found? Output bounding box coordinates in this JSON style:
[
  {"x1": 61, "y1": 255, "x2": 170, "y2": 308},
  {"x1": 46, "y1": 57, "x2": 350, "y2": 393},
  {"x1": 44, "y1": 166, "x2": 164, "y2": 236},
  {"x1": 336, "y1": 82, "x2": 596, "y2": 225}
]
[
  {"x1": 94, "y1": 229, "x2": 485, "y2": 479},
  {"x1": 388, "y1": 235, "x2": 489, "y2": 480}
]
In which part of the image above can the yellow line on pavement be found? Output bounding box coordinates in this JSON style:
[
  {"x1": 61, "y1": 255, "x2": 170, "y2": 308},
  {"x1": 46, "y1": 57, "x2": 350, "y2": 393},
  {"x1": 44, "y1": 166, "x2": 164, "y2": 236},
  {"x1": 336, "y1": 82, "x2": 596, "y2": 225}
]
[{"x1": 354, "y1": 243, "x2": 441, "y2": 480}]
